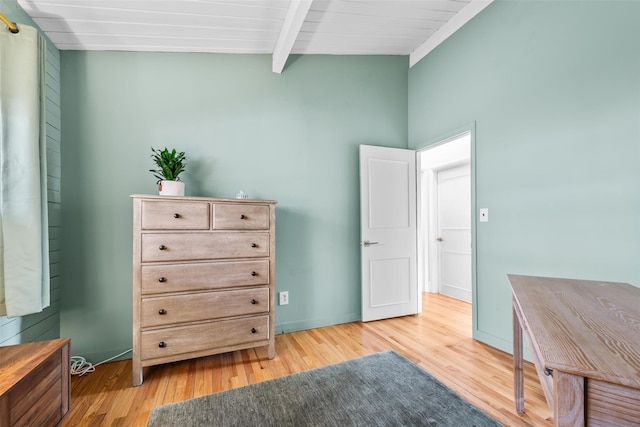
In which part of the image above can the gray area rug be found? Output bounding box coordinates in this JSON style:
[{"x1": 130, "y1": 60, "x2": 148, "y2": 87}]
[{"x1": 147, "y1": 350, "x2": 503, "y2": 427}]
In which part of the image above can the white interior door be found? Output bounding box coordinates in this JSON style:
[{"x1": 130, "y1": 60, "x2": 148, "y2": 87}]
[
  {"x1": 360, "y1": 145, "x2": 418, "y2": 322},
  {"x1": 436, "y1": 163, "x2": 472, "y2": 302}
]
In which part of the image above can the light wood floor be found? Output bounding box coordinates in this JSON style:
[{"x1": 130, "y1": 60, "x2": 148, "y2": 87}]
[{"x1": 61, "y1": 293, "x2": 552, "y2": 426}]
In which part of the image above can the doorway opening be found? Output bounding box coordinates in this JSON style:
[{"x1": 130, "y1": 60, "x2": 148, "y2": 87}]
[{"x1": 417, "y1": 132, "x2": 471, "y2": 303}]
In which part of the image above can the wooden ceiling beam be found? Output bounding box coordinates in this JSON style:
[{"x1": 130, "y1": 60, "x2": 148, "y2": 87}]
[{"x1": 272, "y1": 0, "x2": 313, "y2": 74}]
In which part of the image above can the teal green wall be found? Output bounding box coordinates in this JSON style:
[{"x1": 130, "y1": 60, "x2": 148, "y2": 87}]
[
  {"x1": 30, "y1": 0, "x2": 640, "y2": 362},
  {"x1": 409, "y1": 0, "x2": 640, "y2": 352},
  {"x1": 60, "y1": 52, "x2": 408, "y2": 360},
  {"x1": 0, "y1": 0, "x2": 62, "y2": 346}
]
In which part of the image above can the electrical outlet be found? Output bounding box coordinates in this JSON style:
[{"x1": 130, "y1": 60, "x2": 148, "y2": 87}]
[{"x1": 279, "y1": 291, "x2": 289, "y2": 305}]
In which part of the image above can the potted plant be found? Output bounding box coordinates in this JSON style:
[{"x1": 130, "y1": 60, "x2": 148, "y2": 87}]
[{"x1": 150, "y1": 147, "x2": 187, "y2": 196}]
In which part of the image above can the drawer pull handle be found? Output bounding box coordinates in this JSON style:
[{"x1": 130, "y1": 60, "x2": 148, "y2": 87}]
[
  {"x1": 159, "y1": 245, "x2": 167, "y2": 251},
  {"x1": 159, "y1": 309, "x2": 167, "y2": 315},
  {"x1": 158, "y1": 341, "x2": 167, "y2": 348},
  {"x1": 159, "y1": 277, "x2": 167, "y2": 283},
  {"x1": 251, "y1": 271, "x2": 257, "y2": 276},
  {"x1": 544, "y1": 368, "x2": 553, "y2": 377},
  {"x1": 240, "y1": 214, "x2": 247, "y2": 219},
  {"x1": 251, "y1": 243, "x2": 258, "y2": 248},
  {"x1": 251, "y1": 299, "x2": 257, "y2": 305},
  {"x1": 251, "y1": 328, "x2": 257, "y2": 334},
  {"x1": 174, "y1": 213, "x2": 181, "y2": 218}
]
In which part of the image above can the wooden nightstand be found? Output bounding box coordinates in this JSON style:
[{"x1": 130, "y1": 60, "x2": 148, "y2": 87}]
[{"x1": 0, "y1": 338, "x2": 70, "y2": 426}]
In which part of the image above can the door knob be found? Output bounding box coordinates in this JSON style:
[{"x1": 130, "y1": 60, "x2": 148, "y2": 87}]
[
  {"x1": 362, "y1": 241, "x2": 379, "y2": 247},
  {"x1": 437, "y1": 237, "x2": 444, "y2": 242}
]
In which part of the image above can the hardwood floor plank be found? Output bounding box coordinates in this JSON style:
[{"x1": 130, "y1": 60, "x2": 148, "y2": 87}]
[{"x1": 61, "y1": 294, "x2": 552, "y2": 426}]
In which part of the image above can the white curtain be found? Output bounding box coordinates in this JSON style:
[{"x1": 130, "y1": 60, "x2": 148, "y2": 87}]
[{"x1": 0, "y1": 24, "x2": 50, "y2": 317}]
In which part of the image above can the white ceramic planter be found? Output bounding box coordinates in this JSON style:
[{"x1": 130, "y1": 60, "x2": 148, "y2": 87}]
[{"x1": 158, "y1": 180, "x2": 185, "y2": 196}]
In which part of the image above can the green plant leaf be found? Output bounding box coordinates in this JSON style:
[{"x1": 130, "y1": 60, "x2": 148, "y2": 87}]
[{"x1": 150, "y1": 147, "x2": 186, "y2": 183}]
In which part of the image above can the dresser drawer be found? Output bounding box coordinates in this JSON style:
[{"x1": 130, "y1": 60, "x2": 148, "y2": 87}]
[
  {"x1": 141, "y1": 315, "x2": 269, "y2": 360},
  {"x1": 141, "y1": 260, "x2": 269, "y2": 295},
  {"x1": 141, "y1": 288, "x2": 269, "y2": 327},
  {"x1": 586, "y1": 379, "x2": 640, "y2": 426},
  {"x1": 142, "y1": 201, "x2": 210, "y2": 230},
  {"x1": 213, "y1": 204, "x2": 269, "y2": 230},
  {"x1": 141, "y1": 232, "x2": 269, "y2": 262}
]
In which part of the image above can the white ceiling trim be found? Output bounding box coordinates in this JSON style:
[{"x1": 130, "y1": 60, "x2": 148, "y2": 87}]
[
  {"x1": 409, "y1": 0, "x2": 493, "y2": 68},
  {"x1": 272, "y1": 0, "x2": 313, "y2": 74}
]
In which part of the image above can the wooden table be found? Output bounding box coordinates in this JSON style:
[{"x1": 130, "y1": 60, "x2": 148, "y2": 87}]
[
  {"x1": 509, "y1": 275, "x2": 640, "y2": 427},
  {"x1": 0, "y1": 338, "x2": 70, "y2": 426}
]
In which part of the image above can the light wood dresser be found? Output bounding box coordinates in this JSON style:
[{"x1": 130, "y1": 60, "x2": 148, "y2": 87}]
[
  {"x1": 0, "y1": 338, "x2": 70, "y2": 426},
  {"x1": 509, "y1": 275, "x2": 640, "y2": 427},
  {"x1": 131, "y1": 195, "x2": 276, "y2": 386}
]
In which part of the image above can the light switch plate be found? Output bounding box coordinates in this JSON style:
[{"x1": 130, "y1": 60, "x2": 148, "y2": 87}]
[{"x1": 479, "y1": 208, "x2": 489, "y2": 222}]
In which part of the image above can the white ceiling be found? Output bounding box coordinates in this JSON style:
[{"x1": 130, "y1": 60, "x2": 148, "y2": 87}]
[{"x1": 16, "y1": 0, "x2": 492, "y2": 73}]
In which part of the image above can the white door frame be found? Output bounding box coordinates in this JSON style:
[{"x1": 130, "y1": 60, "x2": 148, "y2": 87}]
[
  {"x1": 418, "y1": 133, "x2": 471, "y2": 294},
  {"x1": 416, "y1": 124, "x2": 478, "y2": 332}
]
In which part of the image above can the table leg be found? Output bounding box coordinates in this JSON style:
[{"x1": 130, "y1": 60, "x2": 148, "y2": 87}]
[{"x1": 513, "y1": 300, "x2": 524, "y2": 414}]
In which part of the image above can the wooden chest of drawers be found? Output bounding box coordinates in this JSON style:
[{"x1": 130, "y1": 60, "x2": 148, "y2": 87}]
[
  {"x1": 131, "y1": 195, "x2": 276, "y2": 386},
  {"x1": 0, "y1": 338, "x2": 70, "y2": 426}
]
